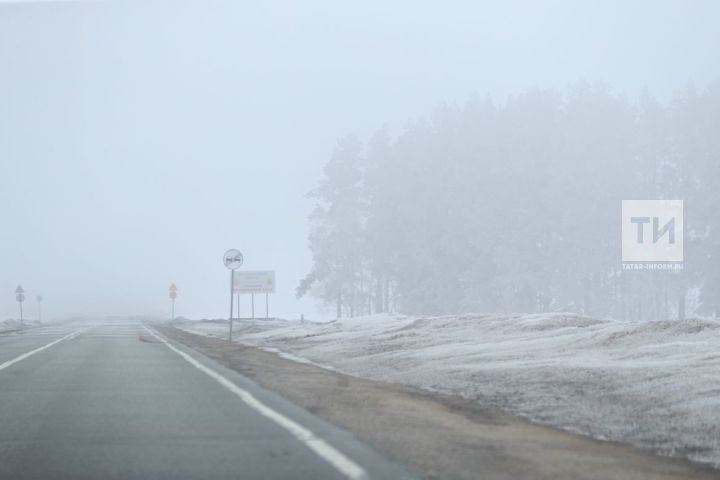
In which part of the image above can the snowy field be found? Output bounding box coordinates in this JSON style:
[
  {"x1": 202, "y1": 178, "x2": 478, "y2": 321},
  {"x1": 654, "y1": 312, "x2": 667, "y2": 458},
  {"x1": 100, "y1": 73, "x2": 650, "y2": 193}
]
[
  {"x1": 174, "y1": 313, "x2": 720, "y2": 468},
  {"x1": 0, "y1": 319, "x2": 40, "y2": 333}
]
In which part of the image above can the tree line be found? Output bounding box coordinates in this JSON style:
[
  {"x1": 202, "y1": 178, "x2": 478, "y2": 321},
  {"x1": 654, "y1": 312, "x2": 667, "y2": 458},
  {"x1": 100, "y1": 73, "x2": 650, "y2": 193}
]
[{"x1": 298, "y1": 81, "x2": 720, "y2": 320}]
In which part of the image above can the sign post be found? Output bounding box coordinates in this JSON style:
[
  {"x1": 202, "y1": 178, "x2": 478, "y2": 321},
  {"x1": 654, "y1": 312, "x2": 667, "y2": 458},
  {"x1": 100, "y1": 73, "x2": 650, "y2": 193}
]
[
  {"x1": 169, "y1": 284, "x2": 178, "y2": 321},
  {"x1": 15, "y1": 285, "x2": 25, "y2": 323},
  {"x1": 36, "y1": 295, "x2": 43, "y2": 323},
  {"x1": 223, "y1": 249, "x2": 244, "y2": 341}
]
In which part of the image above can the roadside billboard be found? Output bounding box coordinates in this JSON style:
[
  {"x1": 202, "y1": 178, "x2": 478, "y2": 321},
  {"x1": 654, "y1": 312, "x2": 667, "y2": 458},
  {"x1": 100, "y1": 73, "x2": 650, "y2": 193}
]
[{"x1": 233, "y1": 271, "x2": 275, "y2": 293}]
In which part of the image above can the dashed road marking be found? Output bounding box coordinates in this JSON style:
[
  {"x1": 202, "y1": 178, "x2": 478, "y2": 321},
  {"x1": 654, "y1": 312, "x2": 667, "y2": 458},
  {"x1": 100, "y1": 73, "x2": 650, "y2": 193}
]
[{"x1": 0, "y1": 331, "x2": 83, "y2": 372}]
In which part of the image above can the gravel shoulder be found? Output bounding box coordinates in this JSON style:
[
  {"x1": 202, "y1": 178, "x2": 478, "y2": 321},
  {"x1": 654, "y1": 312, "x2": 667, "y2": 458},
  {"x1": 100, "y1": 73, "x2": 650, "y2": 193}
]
[{"x1": 158, "y1": 325, "x2": 720, "y2": 480}]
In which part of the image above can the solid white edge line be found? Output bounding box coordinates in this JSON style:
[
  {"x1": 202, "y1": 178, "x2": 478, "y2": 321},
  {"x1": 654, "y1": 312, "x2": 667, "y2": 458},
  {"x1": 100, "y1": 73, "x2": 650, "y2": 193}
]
[
  {"x1": 143, "y1": 325, "x2": 368, "y2": 480},
  {"x1": 0, "y1": 330, "x2": 82, "y2": 372}
]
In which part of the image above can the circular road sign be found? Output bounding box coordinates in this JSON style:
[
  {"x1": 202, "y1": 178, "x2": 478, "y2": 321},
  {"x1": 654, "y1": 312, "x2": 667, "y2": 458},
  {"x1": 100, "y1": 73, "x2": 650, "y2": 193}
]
[{"x1": 223, "y1": 249, "x2": 244, "y2": 270}]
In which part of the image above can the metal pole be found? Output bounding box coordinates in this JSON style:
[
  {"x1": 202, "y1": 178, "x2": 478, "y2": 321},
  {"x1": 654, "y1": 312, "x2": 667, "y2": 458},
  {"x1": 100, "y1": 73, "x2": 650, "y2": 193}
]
[
  {"x1": 171, "y1": 298, "x2": 175, "y2": 321},
  {"x1": 229, "y1": 269, "x2": 235, "y2": 342},
  {"x1": 266, "y1": 293, "x2": 269, "y2": 319},
  {"x1": 19, "y1": 302, "x2": 23, "y2": 323},
  {"x1": 39, "y1": 301, "x2": 42, "y2": 323},
  {"x1": 251, "y1": 293, "x2": 255, "y2": 319},
  {"x1": 237, "y1": 292, "x2": 240, "y2": 319}
]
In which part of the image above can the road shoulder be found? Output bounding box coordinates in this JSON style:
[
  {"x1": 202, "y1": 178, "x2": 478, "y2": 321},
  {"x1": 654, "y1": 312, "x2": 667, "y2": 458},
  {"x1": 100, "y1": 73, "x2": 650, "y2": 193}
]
[{"x1": 157, "y1": 325, "x2": 720, "y2": 480}]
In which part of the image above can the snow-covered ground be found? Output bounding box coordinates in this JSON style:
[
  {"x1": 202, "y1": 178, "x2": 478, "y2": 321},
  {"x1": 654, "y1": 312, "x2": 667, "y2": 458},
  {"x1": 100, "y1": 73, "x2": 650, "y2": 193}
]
[
  {"x1": 174, "y1": 313, "x2": 720, "y2": 468},
  {"x1": 0, "y1": 318, "x2": 40, "y2": 333}
]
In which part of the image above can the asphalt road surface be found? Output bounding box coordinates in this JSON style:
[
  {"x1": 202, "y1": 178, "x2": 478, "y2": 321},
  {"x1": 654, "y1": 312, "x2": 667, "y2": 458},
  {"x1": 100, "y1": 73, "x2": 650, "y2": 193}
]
[{"x1": 0, "y1": 319, "x2": 414, "y2": 480}]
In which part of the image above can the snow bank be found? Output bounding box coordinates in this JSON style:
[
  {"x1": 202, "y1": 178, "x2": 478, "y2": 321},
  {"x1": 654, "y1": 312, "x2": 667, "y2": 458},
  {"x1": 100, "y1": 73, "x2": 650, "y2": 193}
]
[
  {"x1": 0, "y1": 319, "x2": 40, "y2": 333},
  {"x1": 174, "y1": 313, "x2": 720, "y2": 468}
]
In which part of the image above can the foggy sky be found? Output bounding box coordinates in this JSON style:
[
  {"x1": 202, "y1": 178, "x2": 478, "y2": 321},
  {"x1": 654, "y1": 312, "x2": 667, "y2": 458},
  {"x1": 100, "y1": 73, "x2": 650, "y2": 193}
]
[{"x1": 1, "y1": 0, "x2": 718, "y2": 320}]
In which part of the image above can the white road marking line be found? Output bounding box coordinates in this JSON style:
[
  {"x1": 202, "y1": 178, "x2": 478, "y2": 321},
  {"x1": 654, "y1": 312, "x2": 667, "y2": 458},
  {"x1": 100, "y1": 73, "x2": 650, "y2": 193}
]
[
  {"x1": 143, "y1": 325, "x2": 368, "y2": 480},
  {"x1": 78, "y1": 335, "x2": 140, "y2": 338},
  {"x1": 0, "y1": 331, "x2": 82, "y2": 372}
]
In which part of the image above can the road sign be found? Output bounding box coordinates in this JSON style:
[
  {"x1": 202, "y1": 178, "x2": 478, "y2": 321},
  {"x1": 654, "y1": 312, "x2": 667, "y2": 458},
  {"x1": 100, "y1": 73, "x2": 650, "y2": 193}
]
[
  {"x1": 223, "y1": 249, "x2": 244, "y2": 270},
  {"x1": 15, "y1": 285, "x2": 25, "y2": 322},
  {"x1": 169, "y1": 283, "x2": 178, "y2": 321},
  {"x1": 15, "y1": 285, "x2": 25, "y2": 303},
  {"x1": 223, "y1": 249, "x2": 243, "y2": 342},
  {"x1": 233, "y1": 271, "x2": 275, "y2": 293}
]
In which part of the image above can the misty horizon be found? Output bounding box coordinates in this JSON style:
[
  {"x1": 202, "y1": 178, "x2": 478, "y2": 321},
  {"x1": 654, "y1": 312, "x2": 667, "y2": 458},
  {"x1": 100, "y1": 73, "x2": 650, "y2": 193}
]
[{"x1": 2, "y1": 1, "x2": 719, "y2": 321}]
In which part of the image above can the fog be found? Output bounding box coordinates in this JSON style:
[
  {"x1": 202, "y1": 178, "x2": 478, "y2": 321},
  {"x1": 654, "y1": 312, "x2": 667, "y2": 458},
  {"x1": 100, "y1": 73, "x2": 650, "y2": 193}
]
[{"x1": 1, "y1": 1, "x2": 718, "y2": 321}]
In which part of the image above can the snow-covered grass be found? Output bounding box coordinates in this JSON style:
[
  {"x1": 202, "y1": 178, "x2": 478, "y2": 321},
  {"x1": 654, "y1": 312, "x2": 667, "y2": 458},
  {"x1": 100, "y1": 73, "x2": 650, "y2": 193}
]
[
  {"x1": 173, "y1": 313, "x2": 720, "y2": 468},
  {"x1": 0, "y1": 318, "x2": 40, "y2": 333}
]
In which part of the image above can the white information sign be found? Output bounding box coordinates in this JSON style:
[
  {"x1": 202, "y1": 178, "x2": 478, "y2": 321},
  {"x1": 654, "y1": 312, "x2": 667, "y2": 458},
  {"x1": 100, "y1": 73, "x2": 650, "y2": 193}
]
[{"x1": 233, "y1": 271, "x2": 275, "y2": 293}]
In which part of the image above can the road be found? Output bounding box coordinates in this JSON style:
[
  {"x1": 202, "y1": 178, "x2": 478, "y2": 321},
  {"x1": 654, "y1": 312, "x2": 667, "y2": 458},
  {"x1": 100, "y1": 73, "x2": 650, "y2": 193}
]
[{"x1": 0, "y1": 319, "x2": 413, "y2": 480}]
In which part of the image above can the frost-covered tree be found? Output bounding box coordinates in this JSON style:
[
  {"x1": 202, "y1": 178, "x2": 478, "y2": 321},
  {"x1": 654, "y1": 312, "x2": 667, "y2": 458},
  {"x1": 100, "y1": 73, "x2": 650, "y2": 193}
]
[
  {"x1": 297, "y1": 137, "x2": 366, "y2": 317},
  {"x1": 301, "y1": 82, "x2": 720, "y2": 320}
]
